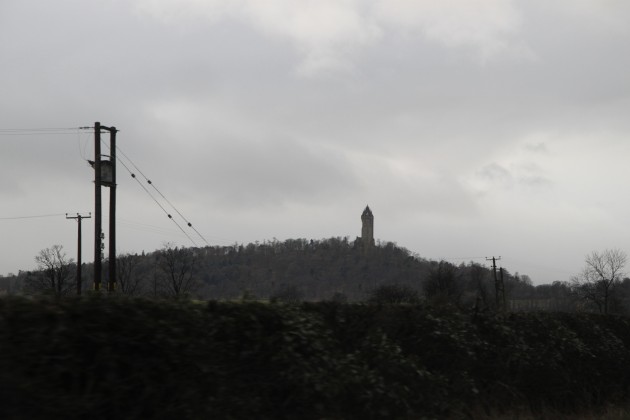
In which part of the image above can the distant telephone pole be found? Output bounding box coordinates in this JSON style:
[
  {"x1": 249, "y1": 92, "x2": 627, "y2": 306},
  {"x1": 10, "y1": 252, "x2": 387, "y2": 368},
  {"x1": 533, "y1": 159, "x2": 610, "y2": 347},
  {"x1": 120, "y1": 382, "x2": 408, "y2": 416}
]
[
  {"x1": 486, "y1": 256, "x2": 505, "y2": 312},
  {"x1": 66, "y1": 213, "x2": 91, "y2": 295}
]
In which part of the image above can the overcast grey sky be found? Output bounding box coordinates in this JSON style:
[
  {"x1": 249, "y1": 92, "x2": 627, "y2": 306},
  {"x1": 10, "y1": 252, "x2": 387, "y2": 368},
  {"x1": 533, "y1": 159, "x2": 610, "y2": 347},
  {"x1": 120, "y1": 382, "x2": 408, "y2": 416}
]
[{"x1": 1, "y1": 0, "x2": 629, "y2": 284}]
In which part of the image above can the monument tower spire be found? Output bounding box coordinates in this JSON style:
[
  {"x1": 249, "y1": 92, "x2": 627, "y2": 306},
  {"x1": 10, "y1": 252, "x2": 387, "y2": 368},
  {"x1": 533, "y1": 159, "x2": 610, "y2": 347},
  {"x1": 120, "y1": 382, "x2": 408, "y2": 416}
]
[{"x1": 361, "y1": 205, "x2": 375, "y2": 248}]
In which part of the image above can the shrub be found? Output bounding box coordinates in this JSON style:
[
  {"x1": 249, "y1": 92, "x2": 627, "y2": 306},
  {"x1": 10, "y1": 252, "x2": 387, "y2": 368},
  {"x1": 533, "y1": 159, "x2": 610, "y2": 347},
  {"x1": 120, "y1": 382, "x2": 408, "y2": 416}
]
[
  {"x1": 368, "y1": 284, "x2": 421, "y2": 304},
  {"x1": 1, "y1": 297, "x2": 630, "y2": 418}
]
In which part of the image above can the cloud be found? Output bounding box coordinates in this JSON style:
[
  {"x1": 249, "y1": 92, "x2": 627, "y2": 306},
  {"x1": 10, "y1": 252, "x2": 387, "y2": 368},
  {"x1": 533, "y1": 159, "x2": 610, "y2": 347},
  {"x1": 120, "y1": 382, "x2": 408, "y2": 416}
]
[
  {"x1": 524, "y1": 142, "x2": 549, "y2": 154},
  {"x1": 133, "y1": 0, "x2": 237, "y2": 24},
  {"x1": 242, "y1": 1, "x2": 382, "y2": 76},
  {"x1": 161, "y1": 134, "x2": 360, "y2": 209},
  {"x1": 3, "y1": 0, "x2": 630, "y2": 285},
  {"x1": 134, "y1": 0, "x2": 381, "y2": 75},
  {"x1": 541, "y1": 0, "x2": 630, "y2": 33},
  {"x1": 475, "y1": 163, "x2": 513, "y2": 189},
  {"x1": 471, "y1": 161, "x2": 552, "y2": 194},
  {"x1": 133, "y1": 0, "x2": 528, "y2": 76},
  {"x1": 373, "y1": 0, "x2": 525, "y2": 59}
]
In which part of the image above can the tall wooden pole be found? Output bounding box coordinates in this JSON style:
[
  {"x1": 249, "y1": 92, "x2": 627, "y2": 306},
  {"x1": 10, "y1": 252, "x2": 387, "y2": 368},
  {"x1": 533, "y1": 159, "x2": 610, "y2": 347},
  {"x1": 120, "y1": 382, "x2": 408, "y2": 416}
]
[
  {"x1": 92, "y1": 122, "x2": 117, "y2": 292},
  {"x1": 108, "y1": 128, "x2": 117, "y2": 292},
  {"x1": 67, "y1": 213, "x2": 91, "y2": 295},
  {"x1": 94, "y1": 122, "x2": 102, "y2": 291},
  {"x1": 486, "y1": 256, "x2": 504, "y2": 312},
  {"x1": 78, "y1": 214, "x2": 83, "y2": 295}
]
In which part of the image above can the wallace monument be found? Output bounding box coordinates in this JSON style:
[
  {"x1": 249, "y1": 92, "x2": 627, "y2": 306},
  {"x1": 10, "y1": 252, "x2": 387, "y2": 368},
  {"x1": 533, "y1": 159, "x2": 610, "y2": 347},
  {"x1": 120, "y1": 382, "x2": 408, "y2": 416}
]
[{"x1": 361, "y1": 205, "x2": 375, "y2": 248}]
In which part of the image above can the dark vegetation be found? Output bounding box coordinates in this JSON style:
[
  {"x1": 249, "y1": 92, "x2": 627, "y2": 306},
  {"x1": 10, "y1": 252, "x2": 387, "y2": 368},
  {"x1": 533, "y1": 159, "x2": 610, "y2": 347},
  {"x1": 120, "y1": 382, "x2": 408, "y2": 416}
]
[
  {"x1": 1, "y1": 297, "x2": 630, "y2": 419},
  {"x1": 4, "y1": 237, "x2": 621, "y2": 313},
  {"x1": 2, "y1": 241, "x2": 630, "y2": 417}
]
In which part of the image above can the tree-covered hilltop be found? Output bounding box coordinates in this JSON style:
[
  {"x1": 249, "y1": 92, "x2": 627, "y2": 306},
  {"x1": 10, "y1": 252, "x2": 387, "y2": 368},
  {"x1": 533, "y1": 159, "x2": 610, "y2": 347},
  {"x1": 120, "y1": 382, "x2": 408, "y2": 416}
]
[
  {"x1": 197, "y1": 237, "x2": 431, "y2": 302},
  {"x1": 0, "y1": 236, "x2": 588, "y2": 309},
  {"x1": 191, "y1": 237, "x2": 544, "y2": 306}
]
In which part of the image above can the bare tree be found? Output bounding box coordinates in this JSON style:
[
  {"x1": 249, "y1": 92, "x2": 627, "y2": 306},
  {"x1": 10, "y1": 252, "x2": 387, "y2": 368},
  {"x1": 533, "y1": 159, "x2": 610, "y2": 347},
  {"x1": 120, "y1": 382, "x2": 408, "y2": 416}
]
[
  {"x1": 157, "y1": 243, "x2": 198, "y2": 299},
  {"x1": 572, "y1": 249, "x2": 627, "y2": 314},
  {"x1": 25, "y1": 245, "x2": 74, "y2": 297},
  {"x1": 116, "y1": 253, "x2": 143, "y2": 296},
  {"x1": 424, "y1": 260, "x2": 462, "y2": 306}
]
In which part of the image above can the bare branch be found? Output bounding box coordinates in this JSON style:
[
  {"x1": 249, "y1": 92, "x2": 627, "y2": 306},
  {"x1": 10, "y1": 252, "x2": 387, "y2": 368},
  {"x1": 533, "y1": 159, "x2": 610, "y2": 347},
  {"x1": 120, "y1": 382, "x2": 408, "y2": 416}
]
[
  {"x1": 157, "y1": 243, "x2": 198, "y2": 299},
  {"x1": 573, "y1": 249, "x2": 627, "y2": 314},
  {"x1": 117, "y1": 253, "x2": 143, "y2": 296},
  {"x1": 26, "y1": 245, "x2": 74, "y2": 297}
]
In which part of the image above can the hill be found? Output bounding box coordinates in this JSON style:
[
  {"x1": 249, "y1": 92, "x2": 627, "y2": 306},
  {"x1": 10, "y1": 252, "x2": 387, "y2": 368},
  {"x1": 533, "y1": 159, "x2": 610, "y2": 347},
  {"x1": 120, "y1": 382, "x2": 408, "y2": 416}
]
[{"x1": 0, "y1": 237, "x2": 562, "y2": 308}]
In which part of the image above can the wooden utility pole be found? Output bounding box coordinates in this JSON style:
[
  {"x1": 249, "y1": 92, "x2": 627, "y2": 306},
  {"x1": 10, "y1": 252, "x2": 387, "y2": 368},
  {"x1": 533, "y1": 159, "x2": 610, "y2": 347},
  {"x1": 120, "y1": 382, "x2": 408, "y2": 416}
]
[
  {"x1": 66, "y1": 213, "x2": 91, "y2": 295},
  {"x1": 92, "y1": 122, "x2": 118, "y2": 292},
  {"x1": 486, "y1": 256, "x2": 505, "y2": 311},
  {"x1": 108, "y1": 128, "x2": 117, "y2": 292},
  {"x1": 499, "y1": 267, "x2": 507, "y2": 312},
  {"x1": 94, "y1": 122, "x2": 102, "y2": 290}
]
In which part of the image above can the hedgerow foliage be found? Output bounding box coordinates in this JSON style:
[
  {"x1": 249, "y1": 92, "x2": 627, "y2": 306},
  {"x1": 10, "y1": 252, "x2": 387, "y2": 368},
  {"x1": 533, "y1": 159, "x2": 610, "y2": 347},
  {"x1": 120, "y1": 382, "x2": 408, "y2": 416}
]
[{"x1": 1, "y1": 297, "x2": 630, "y2": 418}]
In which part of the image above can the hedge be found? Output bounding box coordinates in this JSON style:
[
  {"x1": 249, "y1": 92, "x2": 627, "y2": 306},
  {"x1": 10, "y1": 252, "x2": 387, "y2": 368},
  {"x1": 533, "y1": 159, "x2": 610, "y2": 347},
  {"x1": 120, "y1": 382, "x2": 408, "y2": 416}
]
[{"x1": 0, "y1": 297, "x2": 629, "y2": 418}]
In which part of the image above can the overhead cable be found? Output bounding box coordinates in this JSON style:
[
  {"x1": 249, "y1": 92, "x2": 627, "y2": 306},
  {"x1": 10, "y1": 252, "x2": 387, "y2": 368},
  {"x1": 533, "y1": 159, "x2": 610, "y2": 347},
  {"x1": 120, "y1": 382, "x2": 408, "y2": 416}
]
[
  {"x1": 0, "y1": 213, "x2": 66, "y2": 220},
  {"x1": 115, "y1": 145, "x2": 210, "y2": 246},
  {"x1": 114, "y1": 157, "x2": 199, "y2": 247},
  {"x1": 0, "y1": 127, "x2": 83, "y2": 136}
]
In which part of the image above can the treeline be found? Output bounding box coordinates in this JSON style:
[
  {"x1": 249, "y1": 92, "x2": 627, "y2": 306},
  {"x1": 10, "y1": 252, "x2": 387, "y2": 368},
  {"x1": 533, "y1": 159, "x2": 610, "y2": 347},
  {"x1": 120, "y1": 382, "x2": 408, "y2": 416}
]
[
  {"x1": 3, "y1": 237, "x2": 630, "y2": 313},
  {"x1": 1, "y1": 297, "x2": 630, "y2": 419}
]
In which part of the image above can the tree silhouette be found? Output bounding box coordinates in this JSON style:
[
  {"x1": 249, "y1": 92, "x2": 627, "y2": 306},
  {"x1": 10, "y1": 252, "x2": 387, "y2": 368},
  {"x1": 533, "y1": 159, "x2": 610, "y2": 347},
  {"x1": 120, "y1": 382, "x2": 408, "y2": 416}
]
[
  {"x1": 572, "y1": 249, "x2": 627, "y2": 314},
  {"x1": 156, "y1": 243, "x2": 198, "y2": 299},
  {"x1": 116, "y1": 253, "x2": 143, "y2": 296},
  {"x1": 25, "y1": 245, "x2": 74, "y2": 297}
]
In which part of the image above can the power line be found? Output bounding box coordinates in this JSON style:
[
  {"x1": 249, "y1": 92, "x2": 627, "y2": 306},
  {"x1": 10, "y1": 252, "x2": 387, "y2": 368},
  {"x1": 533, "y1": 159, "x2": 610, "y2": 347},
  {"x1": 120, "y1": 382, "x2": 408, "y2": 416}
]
[
  {"x1": 148, "y1": 184, "x2": 210, "y2": 245},
  {"x1": 118, "y1": 218, "x2": 234, "y2": 244},
  {"x1": 118, "y1": 219, "x2": 191, "y2": 237},
  {"x1": 116, "y1": 146, "x2": 209, "y2": 244},
  {"x1": 77, "y1": 128, "x2": 91, "y2": 160},
  {"x1": 0, "y1": 127, "x2": 82, "y2": 131},
  {"x1": 431, "y1": 256, "x2": 487, "y2": 261},
  {"x1": 0, "y1": 125, "x2": 208, "y2": 247},
  {"x1": 115, "y1": 157, "x2": 199, "y2": 247},
  {"x1": 0, "y1": 213, "x2": 66, "y2": 220},
  {"x1": 107, "y1": 144, "x2": 209, "y2": 246},
  {"x1": 0, "y1": 127, "x2": 84, "y2": 136}
]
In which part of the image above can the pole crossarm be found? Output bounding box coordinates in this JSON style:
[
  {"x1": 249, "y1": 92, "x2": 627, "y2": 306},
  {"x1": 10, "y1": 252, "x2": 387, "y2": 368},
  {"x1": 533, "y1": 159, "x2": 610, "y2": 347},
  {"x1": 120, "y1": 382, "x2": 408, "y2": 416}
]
[
  {"x1": 65, "y1": 213, "x2": 91, "y2": 221},
  {"x1": 97, "y1": 125, "x2": 118, "y2": 133}
]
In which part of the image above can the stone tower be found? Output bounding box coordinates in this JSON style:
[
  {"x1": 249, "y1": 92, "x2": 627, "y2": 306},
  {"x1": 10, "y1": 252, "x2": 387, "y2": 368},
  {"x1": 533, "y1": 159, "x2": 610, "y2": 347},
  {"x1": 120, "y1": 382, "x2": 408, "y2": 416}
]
[{"x1": 361, "y1": 205, "x2": 375, "y2": 248}]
